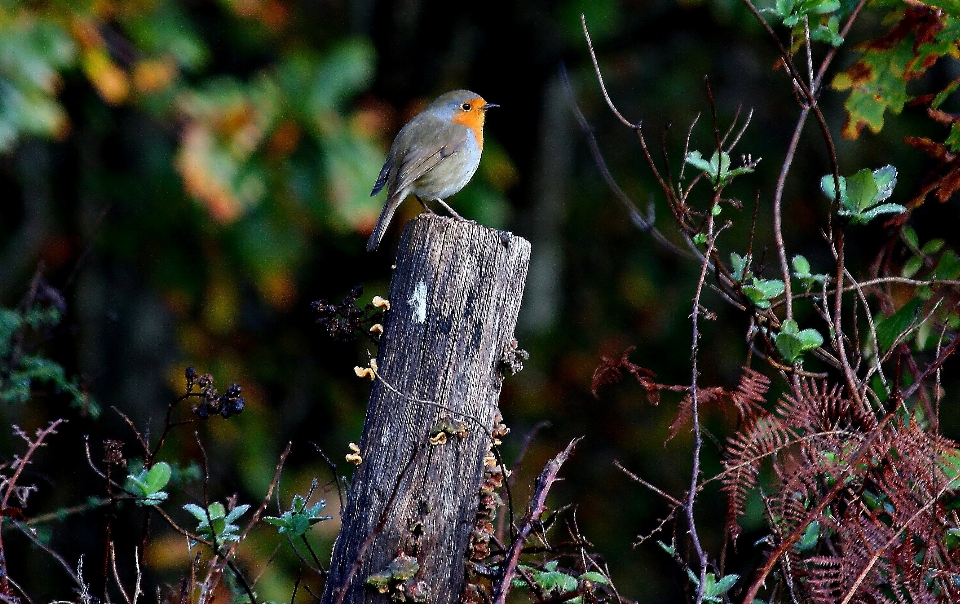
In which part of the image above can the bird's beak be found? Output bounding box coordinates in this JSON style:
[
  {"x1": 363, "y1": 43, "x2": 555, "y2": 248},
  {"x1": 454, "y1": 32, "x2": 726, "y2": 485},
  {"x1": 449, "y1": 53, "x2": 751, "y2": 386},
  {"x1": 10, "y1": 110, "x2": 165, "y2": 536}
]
[{"x1": 482, "y1": 102, "x2": 499, "y2": 111}]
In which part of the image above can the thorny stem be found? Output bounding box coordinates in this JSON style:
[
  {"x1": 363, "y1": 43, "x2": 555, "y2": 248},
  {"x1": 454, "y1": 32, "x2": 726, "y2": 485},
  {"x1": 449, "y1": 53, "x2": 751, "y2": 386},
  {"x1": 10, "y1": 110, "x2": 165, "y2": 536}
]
[
  {"x1": 686, "y1": 196, "x2": 720, "y2": 604},
  {"x1": 0, "y1": 420, "x2": 66, "y2": 594}
]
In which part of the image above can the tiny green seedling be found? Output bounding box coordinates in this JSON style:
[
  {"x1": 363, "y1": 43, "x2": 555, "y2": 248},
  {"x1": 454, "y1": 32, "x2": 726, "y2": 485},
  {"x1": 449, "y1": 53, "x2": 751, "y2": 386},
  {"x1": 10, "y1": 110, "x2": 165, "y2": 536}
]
[
  {"x1": 767, "y1": 0, "x2": 843, "y2": 45},
  {"x1": 774, "y1": 319, "x2": 824, "y2": 364},
  {"x1": 685, "y1": 570, "x2": 740, "y2": 603},
  {"x1": 743, "y1": 278, "x2": 785, "y2": 310},
  {"x1": 124, "y1": 461, "x2": 172, "y2": 506},
  {"x1": 264, "y1": 493, "x2": 332, "y2": 537},
  {"x1": 791, "y1": 255, "x2": 829, "y2": 291},
  {"x1": 183, "y1": 501, "x2": 250, "y2": 544},
  {"x1": 685, "y1": 150, "x2": 758, "y2": 190},
  {"x1": 821, "y1": 165, "x2": 904, "y2": 224}
]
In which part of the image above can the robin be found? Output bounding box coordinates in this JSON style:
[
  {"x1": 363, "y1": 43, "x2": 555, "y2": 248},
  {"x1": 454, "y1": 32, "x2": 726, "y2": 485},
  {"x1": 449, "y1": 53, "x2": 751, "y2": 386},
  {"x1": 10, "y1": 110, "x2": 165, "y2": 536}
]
[{"x1": 366, "y1": 90, "x2": 498, "y2": 252}]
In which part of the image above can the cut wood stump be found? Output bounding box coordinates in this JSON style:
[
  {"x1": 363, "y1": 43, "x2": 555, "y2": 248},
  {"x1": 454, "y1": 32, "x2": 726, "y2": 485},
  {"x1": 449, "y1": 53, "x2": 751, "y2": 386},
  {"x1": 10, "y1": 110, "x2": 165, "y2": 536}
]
[{"x1": 322, "y1": 214, "x2": 532, "y2": 604}]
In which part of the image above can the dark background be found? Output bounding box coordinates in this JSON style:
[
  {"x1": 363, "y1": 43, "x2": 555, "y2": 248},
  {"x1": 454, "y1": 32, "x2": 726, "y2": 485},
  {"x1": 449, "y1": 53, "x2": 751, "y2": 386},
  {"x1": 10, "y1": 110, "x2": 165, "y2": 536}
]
[{"x1": 1, "y1": 0, "x2": 958, "y2": 601}]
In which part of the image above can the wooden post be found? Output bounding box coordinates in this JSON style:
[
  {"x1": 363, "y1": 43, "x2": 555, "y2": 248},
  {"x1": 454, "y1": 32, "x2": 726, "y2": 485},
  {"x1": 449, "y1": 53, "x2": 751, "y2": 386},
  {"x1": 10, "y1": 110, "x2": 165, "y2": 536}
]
[{"x1": 322, "y1": 214, "x2": 531, "y2": 604}]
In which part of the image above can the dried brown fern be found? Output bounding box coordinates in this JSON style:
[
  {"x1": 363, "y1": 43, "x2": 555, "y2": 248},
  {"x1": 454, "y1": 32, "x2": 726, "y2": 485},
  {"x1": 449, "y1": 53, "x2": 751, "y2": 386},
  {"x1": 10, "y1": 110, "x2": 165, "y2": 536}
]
[{"x1": 729, "y1": 374, "x2": 960, "y2": 603}]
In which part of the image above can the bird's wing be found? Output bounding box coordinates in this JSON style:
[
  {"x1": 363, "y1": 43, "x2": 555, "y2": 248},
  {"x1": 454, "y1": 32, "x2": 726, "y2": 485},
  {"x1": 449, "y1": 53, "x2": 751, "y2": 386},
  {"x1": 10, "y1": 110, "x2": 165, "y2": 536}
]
[
  {"x1": 391, "y1": 131, "x2": 468, "y2": 197},
  {"x1": 370, "y1": 156, "x2": 392, "y2": 196}
]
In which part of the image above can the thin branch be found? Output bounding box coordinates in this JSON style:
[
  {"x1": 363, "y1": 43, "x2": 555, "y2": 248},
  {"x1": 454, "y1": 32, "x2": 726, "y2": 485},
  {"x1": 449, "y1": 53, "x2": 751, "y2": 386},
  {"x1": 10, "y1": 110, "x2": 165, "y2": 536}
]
[
  {"x1": 845, "y1": 268, "x2": 888, "y2": 392},
  {"x1": 561, "y1": 65, "x2": 692, "y2": 257},
  {"x1": 903, "y1": 335, "x2": 960, "y2": 399},
  {"x1": 492, "y1": 438, "x2": 581, "y2": 604},
  {"x1": 685, "y1": 194, "x2": 721, "y2": 604},
  {"x1": 581, "y1": 15, "x2": 638, "y2": 130},
  {"x1": 615, "y1": 460, "x2": 681, "y2": 507}
]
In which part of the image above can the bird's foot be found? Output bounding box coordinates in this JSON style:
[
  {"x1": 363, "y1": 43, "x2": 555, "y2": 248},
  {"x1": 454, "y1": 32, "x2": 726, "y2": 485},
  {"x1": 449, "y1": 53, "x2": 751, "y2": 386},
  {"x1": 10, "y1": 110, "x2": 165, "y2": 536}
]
[
  {"x1": 416, "y1": 197, "x2": 437, "y2": 214},
  {"x1": 437, "y1": 199, "x2": 472, "y2": 222}
]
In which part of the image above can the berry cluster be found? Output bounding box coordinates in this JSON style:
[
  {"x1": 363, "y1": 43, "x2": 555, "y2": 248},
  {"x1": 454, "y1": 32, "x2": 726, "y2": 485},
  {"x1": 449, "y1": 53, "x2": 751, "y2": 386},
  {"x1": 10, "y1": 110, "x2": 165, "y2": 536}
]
[
  {"x1": 184, "y1": 366, "x2": 245, "y2": 419},
  {"x1": 311, "y1": 285, "x2": 384, "y2": 343}
]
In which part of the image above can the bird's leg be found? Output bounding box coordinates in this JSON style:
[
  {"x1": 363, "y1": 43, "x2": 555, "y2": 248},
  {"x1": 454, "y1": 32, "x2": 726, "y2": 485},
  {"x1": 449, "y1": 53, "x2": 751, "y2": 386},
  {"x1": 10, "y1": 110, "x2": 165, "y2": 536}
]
[
  {"x1": 415, "y1": 196, "x2": 437, "y2": 214},
  {"x1": 436, "y1": 199, "x2": 471, "y2": 222}
]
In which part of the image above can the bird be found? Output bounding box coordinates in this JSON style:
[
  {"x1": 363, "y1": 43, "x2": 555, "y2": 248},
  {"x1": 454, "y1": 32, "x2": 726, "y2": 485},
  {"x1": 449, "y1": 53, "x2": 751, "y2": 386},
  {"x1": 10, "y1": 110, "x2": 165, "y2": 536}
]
[{"x1": 366, "y1": 90, "x2": 498, "y2": 252}]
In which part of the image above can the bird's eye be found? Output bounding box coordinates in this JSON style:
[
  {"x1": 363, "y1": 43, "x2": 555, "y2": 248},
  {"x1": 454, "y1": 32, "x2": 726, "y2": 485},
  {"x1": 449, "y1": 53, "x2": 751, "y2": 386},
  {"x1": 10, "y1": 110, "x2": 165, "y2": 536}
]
[{"x1": 461, "y1": 103, "x2": 471, "y2": 111}]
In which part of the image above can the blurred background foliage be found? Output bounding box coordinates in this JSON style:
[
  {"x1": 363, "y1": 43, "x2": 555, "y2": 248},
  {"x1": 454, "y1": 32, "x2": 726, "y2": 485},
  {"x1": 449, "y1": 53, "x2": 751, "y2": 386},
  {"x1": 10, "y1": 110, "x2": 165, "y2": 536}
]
[{"x1": 1, "y1": 0, "x2": 959, "y2": 602}]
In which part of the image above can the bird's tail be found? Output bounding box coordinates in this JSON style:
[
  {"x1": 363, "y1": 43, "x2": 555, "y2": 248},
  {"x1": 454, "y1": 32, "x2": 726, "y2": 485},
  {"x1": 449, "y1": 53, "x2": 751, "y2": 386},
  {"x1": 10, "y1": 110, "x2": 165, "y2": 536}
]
[{"x1": 366, "y1": 195, "x2": 402, "y2": 252}]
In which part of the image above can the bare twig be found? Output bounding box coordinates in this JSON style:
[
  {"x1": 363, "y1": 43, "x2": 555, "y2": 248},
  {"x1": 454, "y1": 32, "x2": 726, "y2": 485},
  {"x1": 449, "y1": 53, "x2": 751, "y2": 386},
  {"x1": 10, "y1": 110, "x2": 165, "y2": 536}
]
[
  {"x1": 492, "y1": 438, "x2": 581, "y2": 604},
  {"x1": 561, "y1": 65, "x2": 692, "y2": 257},
  {"x1": 0, "y1": 419, "x2": 66, "y2": 592},
  {"x1": 614, "y1": 460, "x2": 682, "y2": 507},
  {"x1": 903, "y1": 335, "x2": 960, "y2": 399},
  {"x1": 580, "y1": 15, "x2": 638, "y2": 130}
]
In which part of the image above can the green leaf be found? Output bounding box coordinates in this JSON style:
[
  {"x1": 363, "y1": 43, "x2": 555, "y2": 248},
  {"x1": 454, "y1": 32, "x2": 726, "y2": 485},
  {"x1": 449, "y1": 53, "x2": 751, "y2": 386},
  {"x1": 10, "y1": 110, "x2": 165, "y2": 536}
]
[
  {"x1": 820, "y1": 173, "x2": 847, "y2": 204},
  {"x1": 685, "y1": 150, "x2": 715, "y2": 175},
  {"x1": 875, "y1": 298, "x2": 923, "y2": 351},
  {"x1": 124, "y1": 462, "x2": 172, "y2": 506},
  {"x1": 921, "y1": 238, "x2": 945, "y2": 255},
  {"x1": 795, "y1": 521, "x2": 820, "y2": 552},
  {"x1": 657, "y1": 540, "x2": 676, "y2": 556},
  {"x1": 798, "y1": 328, "x2": 824, "y2": 349},
  {"x1": 792, "y1": 255, "x2": 811, "y2": 276},
  {"x1": 183, "y1": 501, "x2": 248, "y2": 543},
  {"x1": 902, "y1": 225, "x2": 919, "y2": 250},
  {"x1": 947, "y1": 121, "x2": 960, "y2": 152},
  {"x1": 823, "y1": 166, "x2": 902, "y2": 223},
  {"x1": 711, "y1": 573, "x2": 739, "y2": 596},
  {"x1": 791, "y1": 254, "x2": 829, "y2": 289},
  {"x1": 536, "y1": 571, "x2": 577, "y2": 594},
  {"x1": 224, "y1": 503, "x2": 250, "y2": 523},
  {"x1": 933, "y1": 77, "x2": 960, "y2": 109},
  {"x1": 844, "y1": 168, "x2": 880, "y2": 212},
  {"x1": 872, "y1": 165, "x2": 897, "y2": 201},
  {"x1": 731, "y1": 253, "x2": 750, "y2": 281},
  {"x1": 775, "y1": 332, "x2": 803, "y2": 362},
  {"x1": 902, "y1": 255, "x2": 922, "y2": 278},
  {"x1": 947, "y1": 527, "x2": 960, "y2": 549},
  {"x1": 579, "y1": 572, "x2": 609, "y2": 585},
  {"x1": 808, "y1": 0, "x2": 841, "y2": 14},
  {"x1": 852, "y1": 202, "x2": 906, "y2": 223},
  {"x1": 811, "y1": 16, "x2": 844, "y2": 46},
  {"x1": 145, "y1": 462, "x2": 172, "y2": 492},
  {"x1": 933, "y1": 250, "x2": 960, "y2": 280},
  {"x1": 264, "y1": 496, "x2": 331, "y2": 536},
  {"x1": 743, "y1": 278, "x2": 785, "y2": 309},
  {"x1": 833, "y1": 11, "x2": 960, "y2": 138},
  {"x1": 775, "y1": 320, "x2": 823, "y2": 363},
  {"x1": 183, "y1": 503, "x2": 207, "y2": 520}
]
